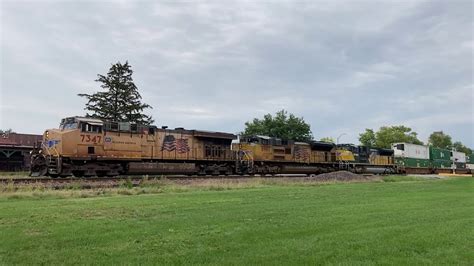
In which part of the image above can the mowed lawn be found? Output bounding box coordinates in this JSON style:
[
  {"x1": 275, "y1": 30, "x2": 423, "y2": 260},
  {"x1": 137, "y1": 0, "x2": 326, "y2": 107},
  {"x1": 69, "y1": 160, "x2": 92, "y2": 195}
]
[{"x1": 0, "y1": 178, "x2": 473, "y2": 265}]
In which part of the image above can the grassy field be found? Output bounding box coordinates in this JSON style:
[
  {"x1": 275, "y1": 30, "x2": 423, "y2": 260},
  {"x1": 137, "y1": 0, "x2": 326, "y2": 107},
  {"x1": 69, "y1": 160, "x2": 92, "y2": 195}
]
[
  {"x1": 0, "y1": 171, "x2": 30, "y2": 178},
  {"x1": 0, "y1": 177, "x2": 472, "y2": 265}
]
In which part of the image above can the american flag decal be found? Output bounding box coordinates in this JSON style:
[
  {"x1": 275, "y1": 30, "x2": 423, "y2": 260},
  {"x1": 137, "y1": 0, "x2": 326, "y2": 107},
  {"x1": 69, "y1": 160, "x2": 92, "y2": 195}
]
[
  {"x1": 176, "y1": 138, "x2": 190, "y2": 153},
  {"x1": 294, "y1": 146, "x2": 309, "y2": 161},
  {"x1": 161, "y1": 135, "x2": 190, "y2": 153},
  {"x1": 162, "y1": 135, "x2": 176, "y2": 151}
]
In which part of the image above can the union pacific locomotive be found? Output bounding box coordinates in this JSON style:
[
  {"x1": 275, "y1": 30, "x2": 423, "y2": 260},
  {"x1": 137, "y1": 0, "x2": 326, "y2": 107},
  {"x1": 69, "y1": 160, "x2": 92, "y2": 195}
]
[{"x1": 30, "y1": 116, "x2": 398, "y2": 177}]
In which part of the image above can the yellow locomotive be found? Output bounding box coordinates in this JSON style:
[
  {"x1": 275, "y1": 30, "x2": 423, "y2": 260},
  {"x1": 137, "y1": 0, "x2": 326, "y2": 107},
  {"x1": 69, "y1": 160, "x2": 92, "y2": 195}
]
[
  {"x1": 232, "y1": 136, "x2": 338, "y2": 175},
  {"x1": 31, "y1": 116, "x2": 236, "y2": 177}
]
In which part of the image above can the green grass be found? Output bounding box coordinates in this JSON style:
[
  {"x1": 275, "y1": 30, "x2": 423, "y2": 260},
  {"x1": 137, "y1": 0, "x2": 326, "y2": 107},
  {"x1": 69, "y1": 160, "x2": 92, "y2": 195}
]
[
  {"x1": 0, "y1": 177, "x2": 473, "y2": 265},
  {"x1": 0, "y1": 171, "x2": 30, "y2": 178},
  {"x1": 382, "y1": 175, "x2": 430, "y2": 182}
]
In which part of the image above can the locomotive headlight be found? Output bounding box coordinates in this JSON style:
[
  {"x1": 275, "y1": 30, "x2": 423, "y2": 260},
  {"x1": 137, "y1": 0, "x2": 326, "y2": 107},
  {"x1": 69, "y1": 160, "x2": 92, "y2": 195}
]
[{"x1": 45, "y1": 131, "x2": 49, "y2": 140}]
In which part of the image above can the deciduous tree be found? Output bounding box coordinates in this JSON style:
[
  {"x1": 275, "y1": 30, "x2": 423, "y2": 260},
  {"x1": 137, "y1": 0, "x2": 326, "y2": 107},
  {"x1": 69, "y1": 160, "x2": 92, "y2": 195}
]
[
  {"x1": 358, "y1": 126, "x2": 423, "y2": 148},
  {"x1": 243, "y1": 110, "x2": 313, "y2": 142},
  {"x1": 320, "y1": 137, "x2": 335, "y2": 143},
  {"x1": 0, "y1": 129, "x2": 14, "y2": 137},
  {"x1": 359, "y1": 129, "x2": 376, "y2": 147},
  {"x1": 428, "y1": 131, "x2": 452, "y2": 149},
  {"x1": 375, "y1": 126, "x2": 423, "y2": 148},
  {"x1": 452, "y1": 141, "x2": 472, "y2": 155}
]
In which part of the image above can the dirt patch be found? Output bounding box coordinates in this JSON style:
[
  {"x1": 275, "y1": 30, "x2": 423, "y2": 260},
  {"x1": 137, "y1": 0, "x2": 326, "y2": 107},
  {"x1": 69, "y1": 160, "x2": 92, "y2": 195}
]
[{"x1": 163, "y1": 171, "x2": 371, "y2": 186}]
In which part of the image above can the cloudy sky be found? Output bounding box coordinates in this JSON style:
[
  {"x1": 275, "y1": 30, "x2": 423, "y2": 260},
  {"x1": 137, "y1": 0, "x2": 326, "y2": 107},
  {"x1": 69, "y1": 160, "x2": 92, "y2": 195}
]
[{"x1": 1, "y1": 0, "x2": 473, "y2": 147}]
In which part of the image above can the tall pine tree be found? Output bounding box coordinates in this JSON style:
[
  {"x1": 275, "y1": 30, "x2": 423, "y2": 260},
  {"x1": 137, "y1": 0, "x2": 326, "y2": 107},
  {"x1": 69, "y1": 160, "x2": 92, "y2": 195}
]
[{"x1": 78, "y1": 61, "x2": 154, "y2": 124}]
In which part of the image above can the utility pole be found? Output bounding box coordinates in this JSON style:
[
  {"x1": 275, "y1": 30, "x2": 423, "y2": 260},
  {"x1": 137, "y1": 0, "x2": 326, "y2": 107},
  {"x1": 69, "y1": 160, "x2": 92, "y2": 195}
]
[{"x1": 451, "y1": 147, "x2": 456, "y2": 175}]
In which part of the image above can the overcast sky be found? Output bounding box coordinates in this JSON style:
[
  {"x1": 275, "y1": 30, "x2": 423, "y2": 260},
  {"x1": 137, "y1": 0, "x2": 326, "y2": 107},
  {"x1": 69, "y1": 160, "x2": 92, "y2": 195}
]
[{"x1": 1, "y1": 0, "x2": 473, "y2": 147}]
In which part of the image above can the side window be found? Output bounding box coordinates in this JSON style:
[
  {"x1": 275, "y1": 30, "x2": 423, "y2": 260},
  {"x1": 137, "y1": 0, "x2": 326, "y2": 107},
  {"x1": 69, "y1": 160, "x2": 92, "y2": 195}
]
[
  {"x1": 205, "y1": 146, "x2": 211, "y2": 157},
  {"x1": 80, "y1": 123, "x2": 102, "y2": 133},
  {"x1": 93, "y1": 125, "x2": 102, "y2": 133},
  {"x1": 215, "y1": 146, "x2": 221, "y2": 157},
  {"x1": 119, "y1": 122, "x2": 130, "y2": 131},
  {"x1": 111, "y1": 122, "x2": 119, "y2": 131}
]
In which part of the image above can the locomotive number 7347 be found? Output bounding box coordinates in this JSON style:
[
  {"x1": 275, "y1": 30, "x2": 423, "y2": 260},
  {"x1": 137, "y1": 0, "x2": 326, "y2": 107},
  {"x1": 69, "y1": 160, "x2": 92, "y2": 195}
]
[{"x1": 80, "y1": 134, "x2": 102, "y2": 143}]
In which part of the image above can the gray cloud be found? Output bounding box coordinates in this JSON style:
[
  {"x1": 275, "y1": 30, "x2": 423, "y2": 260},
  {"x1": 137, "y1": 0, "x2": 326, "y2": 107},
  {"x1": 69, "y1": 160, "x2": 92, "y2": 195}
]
[{"x1": 1, "y1": 0, "x2": 473, "y2": 147}]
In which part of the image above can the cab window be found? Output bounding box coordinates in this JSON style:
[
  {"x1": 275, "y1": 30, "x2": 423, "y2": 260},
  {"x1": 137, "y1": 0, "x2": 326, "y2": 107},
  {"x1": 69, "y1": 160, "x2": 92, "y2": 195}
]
[
  {"x1": 81, "y1": 123, "x2": 102, "y2": 133},
  {"x1": 61, "y1": 122, "x2": 78, "y2": 130},
  {"x1": 395, "y1": 144, "x2": 404, "y2": 151}
]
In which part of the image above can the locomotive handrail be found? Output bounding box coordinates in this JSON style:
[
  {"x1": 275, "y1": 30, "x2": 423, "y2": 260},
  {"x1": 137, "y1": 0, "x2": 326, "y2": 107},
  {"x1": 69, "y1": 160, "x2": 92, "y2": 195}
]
[
  {"x1": 41, "y1": 142, "x2": 51, "y2": 156},
  {"x1": 240, "y1": 150, "x2": 254, "y2": 169},
  {"x1": 41, "y1": 142, "x2": 60, "y2": 157}
]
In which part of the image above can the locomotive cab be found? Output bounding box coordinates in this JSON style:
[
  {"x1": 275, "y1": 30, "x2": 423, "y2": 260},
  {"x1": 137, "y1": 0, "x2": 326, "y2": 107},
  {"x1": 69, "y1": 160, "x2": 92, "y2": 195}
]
[
  {"x1": 49, "y1": 117, "x2": 104, "y2": 157},
  {"x1": 30, "y1": 116, "x2": 107, "y2": 177},
  {"x1": 41, "y1": 117, "x2": 100, "y2": 155}
]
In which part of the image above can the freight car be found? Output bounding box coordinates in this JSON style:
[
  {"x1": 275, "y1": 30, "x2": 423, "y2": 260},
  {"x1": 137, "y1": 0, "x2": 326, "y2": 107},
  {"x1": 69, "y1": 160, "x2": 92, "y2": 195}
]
[
  {"x1": 467, "y1": 156, "x2": 474, "y2": 170},
  {"x1": 392, "y1": 143, "x2": 471, "y2": 174}
]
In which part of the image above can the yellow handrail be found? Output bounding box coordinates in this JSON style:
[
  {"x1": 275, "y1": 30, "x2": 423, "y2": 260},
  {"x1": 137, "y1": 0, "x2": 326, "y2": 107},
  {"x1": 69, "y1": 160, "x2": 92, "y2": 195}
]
[{"x1": 41, "y1": 142, "x2": 60, "y2": 157}]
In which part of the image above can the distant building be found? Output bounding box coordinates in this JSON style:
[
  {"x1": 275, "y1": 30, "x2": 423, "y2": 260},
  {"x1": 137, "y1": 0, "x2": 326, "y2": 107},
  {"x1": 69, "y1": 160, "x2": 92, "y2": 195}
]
[{"x1": 0, "y1": 133, "x2": 42, "y2": 171}]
